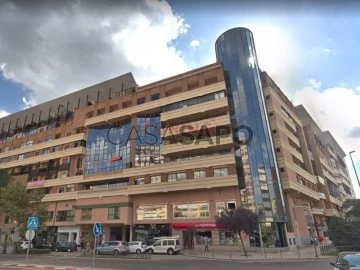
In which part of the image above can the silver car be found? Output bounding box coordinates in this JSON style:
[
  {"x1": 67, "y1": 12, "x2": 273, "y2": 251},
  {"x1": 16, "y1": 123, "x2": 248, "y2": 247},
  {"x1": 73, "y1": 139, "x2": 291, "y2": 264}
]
[
  {"x1": 128, "y1": 241, "x2": 147, "y2": 254},
  {"x1": 95, "y1": 241, "x2": 129, "y2": 255}
]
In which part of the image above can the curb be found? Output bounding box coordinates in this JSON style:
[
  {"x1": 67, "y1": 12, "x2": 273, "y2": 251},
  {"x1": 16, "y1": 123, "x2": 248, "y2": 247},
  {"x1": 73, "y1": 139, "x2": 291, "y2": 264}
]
[
  {"x1": 181, "y1": 253, "x2": 332, "y2": 263},
  {"x1": 0, "y1": 263, "x2": 84, "y2": 270}
]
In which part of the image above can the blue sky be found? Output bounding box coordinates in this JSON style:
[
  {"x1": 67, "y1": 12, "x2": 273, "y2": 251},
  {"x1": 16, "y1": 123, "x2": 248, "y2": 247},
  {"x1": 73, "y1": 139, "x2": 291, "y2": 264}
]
[{"x1": 0, "y1": 0, "x2": 359, "y2": 195}]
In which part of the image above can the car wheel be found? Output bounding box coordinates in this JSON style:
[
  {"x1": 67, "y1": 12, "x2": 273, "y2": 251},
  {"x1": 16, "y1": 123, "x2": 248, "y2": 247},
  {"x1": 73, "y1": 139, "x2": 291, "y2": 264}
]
[
  {"x1": 114, "y1": 250, "x2": 120, "y2": 256},
  {"x1": 148, "y1": 249, "x2": 154, "y2": 254},
  {"x1": 67, "y1": 248, "x2": 71, "y2": 252},
  {"x1": 136, "y1": 249, "x2": 141, "y2": 254},
  {"x1": 167, "y1": 248, "x2": 174, "y2": 255}
]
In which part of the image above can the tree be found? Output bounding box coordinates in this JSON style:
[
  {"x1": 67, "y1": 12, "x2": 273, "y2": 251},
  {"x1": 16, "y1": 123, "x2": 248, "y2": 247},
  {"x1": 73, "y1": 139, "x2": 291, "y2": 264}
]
[
  {"x1": 216, "y1": 207, "x2": 258, "y2": 257},
  {"x1": 0, "y1": 168, "x2": 11, "y2": 189},
  {"x1": 0, "y1": 181, "x2": 48, "y2": 235},
  {"x1": 327, "y1": 199, "x2": 360, "y2": 246}
]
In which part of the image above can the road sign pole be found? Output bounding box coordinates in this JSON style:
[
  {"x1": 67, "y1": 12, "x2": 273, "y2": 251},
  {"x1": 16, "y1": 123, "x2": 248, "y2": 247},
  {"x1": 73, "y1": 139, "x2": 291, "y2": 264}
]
[
  {"x1": 92, "y1": 235, "x2": 97, "y2": 270},
  {"x1": 25, "y1": 230, "x2": 32, "y2": 263}
]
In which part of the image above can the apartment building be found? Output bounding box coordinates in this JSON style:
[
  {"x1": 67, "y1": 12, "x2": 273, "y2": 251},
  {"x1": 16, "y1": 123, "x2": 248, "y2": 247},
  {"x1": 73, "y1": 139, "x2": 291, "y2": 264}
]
[
  {"x1": 0, "y1": 63, "x2": 245, "y2": 248},
  {"x1": 296, "y1": 105, "x2": 355, "y2": 226},
  {"x1": 261, "y1": 71, "x2": 355, "y2": 246}
]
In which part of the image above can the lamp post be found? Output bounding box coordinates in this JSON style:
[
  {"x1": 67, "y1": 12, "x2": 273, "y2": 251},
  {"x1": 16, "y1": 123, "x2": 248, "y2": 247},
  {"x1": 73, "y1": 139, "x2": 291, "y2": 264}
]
[{"x1": 349, "y1": 151, "x2": 360, "y2": 188}]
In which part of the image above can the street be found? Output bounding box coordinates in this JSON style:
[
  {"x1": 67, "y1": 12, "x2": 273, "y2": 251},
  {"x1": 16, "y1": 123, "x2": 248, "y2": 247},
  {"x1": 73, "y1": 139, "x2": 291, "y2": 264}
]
[{"x1": 0, "y1": 254, "x2": 332, "y2": 270}]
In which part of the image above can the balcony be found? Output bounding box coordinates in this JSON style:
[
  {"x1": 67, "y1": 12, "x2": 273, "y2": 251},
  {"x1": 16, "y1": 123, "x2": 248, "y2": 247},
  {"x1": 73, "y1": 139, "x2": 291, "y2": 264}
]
[
  {"x1": 161, "y1": 135, "x2": 233, "y2": 155},
  {"x1": 273, "y1": 138, "x2": 303, "y2": 162},
  {"x1": 317, "y1": 176, "x2": 325, "y2": 185},
  {"x1": 329, "y1": 195, "x2": 343, "y2": 206},
  {"x1": 0, "y1": 133, "x2": 87, "y2": 159},
  {"x1": 311, "y1": 207, "x2": 325, "y2": 215},
  {"x1": 27, "y1": 175, "x2": 84, "y2": 189},
  {"x1": 161, "y1": 98, "x2": 228, "y2": 122},
  {"x1": 127, "y1": 175, "x2": 238, "y2": 195},
  {"x1": 318, "y1": 192, "x2": 326, "y2": 199},
  {"x1": 83, "y1": 154, "x2": 236, "y2": 183},
  {"x1": 323, "y1": 169, "x2": 337, "y2": 184},
  {"x1": 161, "y1": 114, "x2": 231, "y2": 137},
  {"x1": 324, "y1": 208, "x2": 342, "y2": 217},
  {"x1": 270, "y1": 119, "x2": 300, "y2": 147},
  {"x1": 0, "y1": 147, "x2": 86, "y2": 169},
  {"x1": 85, "y1": 81, "x2": 227, "y2": 127},
  {"x1": 281, "y1": 178, "x2": 320, "y2": 200},
  {"x1": 277, "y1": 157, "x2": 316, "y2": 184}
]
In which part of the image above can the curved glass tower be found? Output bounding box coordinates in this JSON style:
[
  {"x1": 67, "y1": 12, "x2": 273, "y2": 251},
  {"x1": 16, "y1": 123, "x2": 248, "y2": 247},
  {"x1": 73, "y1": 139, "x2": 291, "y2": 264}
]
[{"x1": 215, "y1": 27, "x2": 287, "y2": 247}]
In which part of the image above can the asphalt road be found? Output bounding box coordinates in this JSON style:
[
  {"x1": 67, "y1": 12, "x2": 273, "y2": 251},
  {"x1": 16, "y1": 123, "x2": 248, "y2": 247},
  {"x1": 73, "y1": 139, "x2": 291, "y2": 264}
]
[{"x1": 0, "y1": 254, "x2": 332, "y2": 270}]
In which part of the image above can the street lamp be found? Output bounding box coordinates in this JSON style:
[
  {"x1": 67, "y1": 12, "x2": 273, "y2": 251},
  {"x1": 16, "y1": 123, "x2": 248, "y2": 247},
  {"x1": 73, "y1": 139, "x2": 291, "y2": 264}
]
[{"x1": 349, "y1": 151, "x2": 360, "y2": 188}]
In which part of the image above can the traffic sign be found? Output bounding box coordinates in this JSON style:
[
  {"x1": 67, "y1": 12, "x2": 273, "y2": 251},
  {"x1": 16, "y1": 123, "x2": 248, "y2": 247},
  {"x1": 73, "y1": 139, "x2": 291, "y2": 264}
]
[
  {"x1": 93, "y1": 223, "x2": 102, "y2": 236},
  {"x1": 27, "y1": 217, "x2": 39, "y2": 230},
  {"x1": 25, "y1": 230, "x2": 35, "y2": 241}
]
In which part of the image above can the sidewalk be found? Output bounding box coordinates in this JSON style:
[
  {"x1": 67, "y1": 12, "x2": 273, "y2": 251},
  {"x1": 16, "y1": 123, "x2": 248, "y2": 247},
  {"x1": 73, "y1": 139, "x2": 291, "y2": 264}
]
[{"x1": 182, "y1": 246, "x2": 332, "y2": 261}]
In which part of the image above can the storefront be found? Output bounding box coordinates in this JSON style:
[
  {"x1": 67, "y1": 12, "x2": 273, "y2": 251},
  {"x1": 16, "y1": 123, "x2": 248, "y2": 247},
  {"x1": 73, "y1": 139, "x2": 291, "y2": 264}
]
[
  {"x1": 132, "y1": 224, "x2": 171, "y2": 245},
  {"x1": 56, "y1": 226, "x2": 80, "y2": 244}
]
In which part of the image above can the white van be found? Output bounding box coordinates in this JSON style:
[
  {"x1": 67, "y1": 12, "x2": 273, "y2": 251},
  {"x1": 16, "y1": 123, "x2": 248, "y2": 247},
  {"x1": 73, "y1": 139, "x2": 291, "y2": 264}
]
[{"x1": 146, "y1": 237, "x2": 181, "y2": 255}]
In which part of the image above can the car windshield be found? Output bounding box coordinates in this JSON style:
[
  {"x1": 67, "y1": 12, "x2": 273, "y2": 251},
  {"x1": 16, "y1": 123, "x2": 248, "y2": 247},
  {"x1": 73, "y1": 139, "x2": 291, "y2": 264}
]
[{"x1": 344, "y1": 255, "x2": 360, "y2": 266}]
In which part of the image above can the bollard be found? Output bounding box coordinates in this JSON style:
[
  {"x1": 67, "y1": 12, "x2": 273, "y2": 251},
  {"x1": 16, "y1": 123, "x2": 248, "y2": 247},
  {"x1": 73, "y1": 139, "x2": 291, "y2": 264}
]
[
  {"x1": 212, "y1": 247, "x2": 214, "y2": 258},
  {"x1": 297, "y1": 245, "x2": 300, "y2": 258},
  {"x1": 264, "y1": 248, "x2": 267, "y2": 258},
  {"x1": 230, "y1": 249, "x2": 232, "y2": 259},
  {"x1": 280, "y1": 248, "x2": 283, "y2": 259},
  {"x1": 314, "y1": 245, "x2": 319, "y2": 258}
]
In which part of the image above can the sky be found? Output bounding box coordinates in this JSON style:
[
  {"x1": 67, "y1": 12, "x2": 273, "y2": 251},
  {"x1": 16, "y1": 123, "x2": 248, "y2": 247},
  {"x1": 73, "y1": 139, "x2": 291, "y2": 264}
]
[{"x1": 0, "y1": 0, "x2": 359, "y2": 196}]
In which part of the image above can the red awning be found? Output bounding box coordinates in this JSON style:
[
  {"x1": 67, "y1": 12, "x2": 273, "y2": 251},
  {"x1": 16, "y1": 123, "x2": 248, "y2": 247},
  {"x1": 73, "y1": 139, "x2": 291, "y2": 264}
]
[{"x1": 172, "y1": 222, "x2": 220, "y2": 230}]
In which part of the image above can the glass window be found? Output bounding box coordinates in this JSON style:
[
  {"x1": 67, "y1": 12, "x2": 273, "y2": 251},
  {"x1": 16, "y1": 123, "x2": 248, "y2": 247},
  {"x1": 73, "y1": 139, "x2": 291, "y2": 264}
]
[
  {"x1": 168, "y1": 172, "x2": 186, "y2": 182},
  {"x1": 137, "y1": 97, "x2": 145, "y2": 105},
  {"x1": 56, "y1": 210, "x2": 74, "y2": 222},
  {"x1": 216, "y1": 202, "x2": 225, "y2": 216},
  {"x1": 108, "y1": 207, "x2": 120, "y2": 220},
  {"x1": 194, "y1": 170, "x2": 206, "y2": 179},
  {"x1": 151, "y1": 93, "x2": 160, "y2": 101},
  {"x1": 81, "y1": 208, "x2": 92, "y2": 221},
  {"x1": 162, "y1": 240, "x2": 168, "y2": 246},
  {"x1": 214, "y1": 167, "x2": 229, "y2": 177},
  {"x1": 135, "y1": 177, "x2": 144, "y2": 185},
  {"x1": 168, "y1": 240, "x2": 175, "y2": 245},
  {"x1": 151, "y1": 176, "x2": 161, "y2": 183},
  {"x1": 137, "y1": 205, "x2": 167, "y2": 220},
  {"x1": 45, "y1": 136, "x2": 52, "y2": 142},
  {"x1": 227, "y1": 201, "x2": 236, "y2": 210},
  {"x1": 173, "y1": 203, "x2": 209, "y2": 219},
  {"x1": 43, "y1": 148, "x2": 50, "y2": 154}
]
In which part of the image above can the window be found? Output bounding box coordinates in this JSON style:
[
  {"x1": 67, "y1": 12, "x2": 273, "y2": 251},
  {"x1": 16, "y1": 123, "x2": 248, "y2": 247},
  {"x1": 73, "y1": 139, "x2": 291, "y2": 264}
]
[
  {"x1": 81, "y1": 208, "x2": 92, "y2": 221},
  {"x1": 135, "y1": 177, "x2": 144, "y2": 185},
  {"x1": 194, "y1": 170, "x2": 206, "y2": 179},
  {"x1": 151, "y1": 175, "x2": 161, "y2": 183},
  {"x1": 227, "y1": 201, "x2": 236, "y2": 210},
  {"x1": 214, "y1": 167, "x2": 228, "y2": 177},
  {"x1": 58, "y1": 184, "x2": 74, "y2": 193},
  {"x1": 62, "y1": 158, "x2": 70, "y2": 164},
  {"x1": 137, "y1": 205, "x2": 167, "y2": 220},
  {"x1": 168, "y1": 172, "x2": 186, "y2": 182},
  {"x1": 137, "y1": 97, "x2": 145, "y2": 105},
  {"x1": 280, "y1": 168, "x2": 285, "y2": 172},
  {"x1": 56, "y1": 210, "x2": 75, "y2": 222},
  {"x1": 64, "y1": 144, "x2": 71, "y2": 150},
  {"x1": 60, "y1": 172, "x2": 68, "y2": 178},
  {"x1": 18, "y1": 154, "x2": 25, "y2": 160},
  {"x1": 108, "y1": 207, "x2": 120, "y2": 220},
  {"x1": 46, "y1": 211, "x2": 54, "y2": 222},
  {"x1": 216, "y1": 202, "x2": 225, "y2": 216},
  {"x1": 272, "y1": 129, "x2": 277, "y2": 134},
  {"x1": 45, "y1": 136, "x2": 52, "y2": 142},
  {"x1": 173, "y1": 203, "x2": 209, "y2": 219},
  {"x1": 214, "y1": 91, "x2": 225, "y2": 99},
  {"x1": 269, "y1": 112, "x2": 273, "y2": 117},
  {"x1": 266, "y1": 95, "x2": 270, "y2": 100},
  {"x1": 151, "y1": 93, "x2": 160, "y2": 101},
  {"x1": 276, "y1": 148, "x2": 281, "y2": 152},
  {"x1": 66, "y1": 131, "x2": 72, "y2": 137},
  {"x1": 4, "y1": 146, "x2": 9, "y2": 152},
  {"x1": 43, "y1": 148, "x2": 50, "y2": 154}
]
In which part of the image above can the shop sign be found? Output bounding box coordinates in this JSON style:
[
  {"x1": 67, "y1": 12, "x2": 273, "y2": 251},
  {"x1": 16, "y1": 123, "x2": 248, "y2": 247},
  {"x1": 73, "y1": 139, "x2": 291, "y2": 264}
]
[{"x1": 172, "y1": 222, "x2": 219, "y2": 230}]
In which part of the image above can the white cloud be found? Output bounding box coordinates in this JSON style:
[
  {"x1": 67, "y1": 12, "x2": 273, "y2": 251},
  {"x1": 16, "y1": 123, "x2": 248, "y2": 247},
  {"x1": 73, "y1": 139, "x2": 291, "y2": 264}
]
[
  {"x1": 355, "y1": 86, "x2": 360, "y2": 93},
  {"x1": 0, "y1": 109, "x2": 9, "y2": 118},
  {"x1": 0, "y1": 0, "x2": 190, "y2": 106},
  {"x1": 22, "y1": 97, "x2": 32, "y2": 109},
  {"x1": 294, "y1": 80, "x2": 360, "y2": 197},
  {"x1": 190, "y1": 39, "x2": 200, "y2": 47},
  {"x1": 322, "y1": 48, "x2": 332, "y2": 54}
]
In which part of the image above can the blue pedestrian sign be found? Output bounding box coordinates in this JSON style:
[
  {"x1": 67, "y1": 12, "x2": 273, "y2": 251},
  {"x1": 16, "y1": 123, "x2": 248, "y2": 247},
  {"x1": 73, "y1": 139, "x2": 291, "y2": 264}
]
[
  {"x1": 93, "y1": 223, "x2": 102, "y2": 236},
  {"x1": 27, "y1": 217, "x2": 39, "y2": 230}
]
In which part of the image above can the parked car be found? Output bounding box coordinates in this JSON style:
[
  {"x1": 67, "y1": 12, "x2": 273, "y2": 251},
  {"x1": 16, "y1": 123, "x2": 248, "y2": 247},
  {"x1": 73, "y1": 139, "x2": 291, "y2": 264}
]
[
  {"x1": 146, "y1": 237, "x2": 181, "y2": 255},
  {"x1": 53, "y1": 242, "x2": 77, "y2": 252},
  {"x1": 95, "y1": 241, "x2": 129, "y2": 255},
  {"x1": 330, "y1": 252, "x2": 360, "y2": 270},
  {"x1": 20, "y1": 241, "x2": 33, "y2": 250},
  {"x1": 128, "y1": 241, "x2": 147, "y2": 254},
  {"x1": 34, "y1": 242, "x2": 52, "y2": 249}
]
